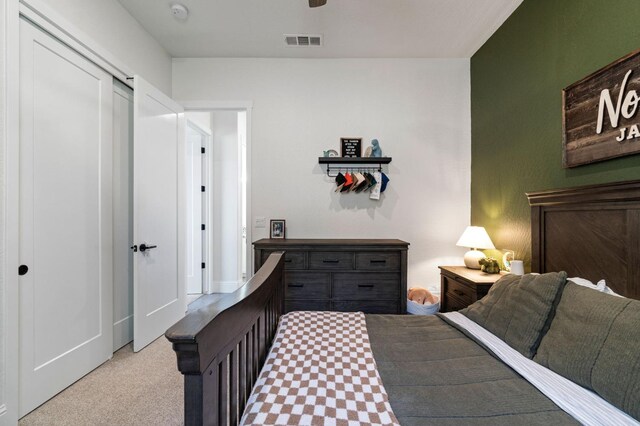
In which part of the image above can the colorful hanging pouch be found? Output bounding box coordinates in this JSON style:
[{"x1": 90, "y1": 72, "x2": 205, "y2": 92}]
[
  {"x1": 380, "y1": 172, "x2": 390, "y2": 193},
  {"x1": 334, "y1": 172, "x2": 346, "y2": 192}
]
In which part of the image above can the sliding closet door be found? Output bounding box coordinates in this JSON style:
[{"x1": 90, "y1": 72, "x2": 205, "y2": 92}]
[
  {"x1": 113, "y1": 80, "x2": 134, "y2": 351},
  {"x1": 133, "y1": 75, "x2": 186, "y2": 352},
  {"x1": 18, "y1": 18, "x2": 113, "y2": 416}
]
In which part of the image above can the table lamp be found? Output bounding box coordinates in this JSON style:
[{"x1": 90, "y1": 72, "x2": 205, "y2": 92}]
[{"x1": 456, "y1": 226, "x2": 495, "y2": 269}]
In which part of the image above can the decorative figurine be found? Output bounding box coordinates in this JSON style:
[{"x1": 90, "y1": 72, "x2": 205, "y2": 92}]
[
  {"x1": 371, "y1": 139, "x2": 382, "y2": 157},
  {"x1": 323, "y1": 149, "x2": 339, "y2": 157},
  {"x1": 478, "y1": 257, "x2": 501, "y2": 274},
  {"x1": 364, "y1": 146, "x2": 373, "y2": 157}
]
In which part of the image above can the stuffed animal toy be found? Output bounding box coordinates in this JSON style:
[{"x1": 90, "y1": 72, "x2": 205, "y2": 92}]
[{"x1": 408, "y1": 286, "x2": 438, "y2": 305}]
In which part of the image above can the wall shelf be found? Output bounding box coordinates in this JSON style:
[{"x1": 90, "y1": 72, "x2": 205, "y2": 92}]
[
  {"x1": 318, "y1": 157, "x2": 392, "y2": 165},
  {"x1": 319, "y1": 157, "x2": 392, "y2": 177}
]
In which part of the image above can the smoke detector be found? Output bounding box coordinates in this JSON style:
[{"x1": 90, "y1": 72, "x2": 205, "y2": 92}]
[{"x1": 170, "y1": 3, "x2": 189, "y2": 21}]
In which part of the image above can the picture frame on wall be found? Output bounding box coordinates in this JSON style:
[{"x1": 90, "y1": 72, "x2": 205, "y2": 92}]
[
  {"x1": 270, "y1": 219, "x2": 286, "y2": 239},
  {"x1": 340, "y1": 138, "x2": 362, "y2": 157}
]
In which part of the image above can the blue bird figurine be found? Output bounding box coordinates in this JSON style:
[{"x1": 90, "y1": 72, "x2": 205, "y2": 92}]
[{"x1": 371, "y1": 139, "x2": 382, "y2": 157}]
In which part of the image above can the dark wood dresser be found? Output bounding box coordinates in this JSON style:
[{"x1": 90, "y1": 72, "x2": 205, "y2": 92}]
[
  {"x1": 439, "y1": 266, "x2": 504, "y2": 312},
  {"x1": 254, "y1": 239, "x2": 409, "y2": 314}
]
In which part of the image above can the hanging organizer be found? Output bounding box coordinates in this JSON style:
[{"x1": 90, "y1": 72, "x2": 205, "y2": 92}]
[{"x1": 318, "y1": 157, "x2": 392, "y2": 177}]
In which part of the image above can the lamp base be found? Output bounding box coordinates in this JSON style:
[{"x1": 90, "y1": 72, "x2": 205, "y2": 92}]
[{"x1": 464, "y1": 249, "x2": 485, "y2": 269}]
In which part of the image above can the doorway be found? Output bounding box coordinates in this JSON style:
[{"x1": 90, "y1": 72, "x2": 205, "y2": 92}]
[
  {"x1": 186, "y1": 117, "x2": 212, "y2": 297},
  {"x1": 184, "y1": 106, "x2": 252, "y2": 293}
]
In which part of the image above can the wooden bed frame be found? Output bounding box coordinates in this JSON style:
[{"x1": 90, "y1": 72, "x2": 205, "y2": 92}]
[
  {"x1": 528, "y1": 179, "x2": 640, "y2": 298},
  {"x1": 166, "y1": 179, "x2": 640, "y2": 426},
  {"x1": 165, "y1": 252, "x2": 285, "y2": 426}
]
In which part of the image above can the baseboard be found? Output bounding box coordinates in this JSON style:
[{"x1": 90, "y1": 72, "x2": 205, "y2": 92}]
[
  {"x1": 113, "y1": 314, "x2": 133, "y2": 351},
  {"x1": 209, "y1": 281, "x2": 242, "y2": 293}
]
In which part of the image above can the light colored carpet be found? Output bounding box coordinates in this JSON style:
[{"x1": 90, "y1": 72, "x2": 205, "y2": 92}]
[
  {"x1": 19, "y1": 294, "x2": 230, "y2": 426},
  {"x1": 19, "y1": 336, "x2": 183, "y2": 426}
]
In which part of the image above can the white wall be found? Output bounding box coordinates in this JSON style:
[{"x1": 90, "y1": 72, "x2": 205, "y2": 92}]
[
  {"x1": 36, "y1": 0, "x2": 172, "y2": 94},
  {"x1": 0, "y1": 0, "x2": 6, "y2": 419},
  {"x1": 173, "y1": 58, "x2": 471, "y2": 289}
]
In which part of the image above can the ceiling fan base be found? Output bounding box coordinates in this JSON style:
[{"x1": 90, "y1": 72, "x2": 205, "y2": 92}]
[{"x1": 309, "y1": 0, "x2": 327, "y2": 7}]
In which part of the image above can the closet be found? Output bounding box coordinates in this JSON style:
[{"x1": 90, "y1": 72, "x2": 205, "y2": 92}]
[{"x1": 17, "y1": 17, "x2": 186, "y2": 416}]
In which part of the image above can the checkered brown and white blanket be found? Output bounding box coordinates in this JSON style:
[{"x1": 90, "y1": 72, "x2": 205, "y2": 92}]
[{"x1": 240, "y1": 311, "x2": 400, "y2": 426}]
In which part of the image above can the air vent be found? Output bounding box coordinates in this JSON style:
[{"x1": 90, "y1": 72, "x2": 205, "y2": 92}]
[{"x1": 284, "y1": 34, "x2": 323, "y2": 47}]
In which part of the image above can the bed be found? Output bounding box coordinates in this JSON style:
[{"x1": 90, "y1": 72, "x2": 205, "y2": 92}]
[{"x1": 166, "y1": 179, "x2": 640, "y2": 425}]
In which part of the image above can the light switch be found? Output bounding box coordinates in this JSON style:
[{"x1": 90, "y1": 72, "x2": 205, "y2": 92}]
[{"x1": 255, "y1": 217, "x2": 266, "y2": 228}]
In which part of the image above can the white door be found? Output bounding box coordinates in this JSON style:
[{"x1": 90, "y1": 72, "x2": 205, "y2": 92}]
[
  {"x1": 186, "y1": 122, "x2": 204, "y2": 294},
  {"x1": 133, "y1": 75, "x2": 187, "y2": 352},
  {"x1": 113, "y1": 80, "x2": 134, "y2": 351},
  {"x1": 18, "y1": 18, "x2": 113, "y2": 416}
]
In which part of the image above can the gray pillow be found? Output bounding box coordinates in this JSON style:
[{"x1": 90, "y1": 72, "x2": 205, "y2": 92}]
[
  {"x1": 534, "y1": 282, "x2": 640, "y2": 420},
  {"x1": 460, "y1": 271, "x2": 567, "y2": 358}
]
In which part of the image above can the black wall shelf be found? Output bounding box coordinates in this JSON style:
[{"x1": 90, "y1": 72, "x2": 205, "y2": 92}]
[
  {"x1": 318, "y1": 157, "x2": 392, "y2": 165},
  {"x1": 319, "y1": 157, "x2": 392, "y2": 177}
]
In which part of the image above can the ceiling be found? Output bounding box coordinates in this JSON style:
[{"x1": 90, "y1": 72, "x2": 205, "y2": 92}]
[{"x1": 117, "y1": 0, "x2": 523, "y2": 59}]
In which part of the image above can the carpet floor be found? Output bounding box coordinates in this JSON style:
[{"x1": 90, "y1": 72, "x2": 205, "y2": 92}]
[
  {"x1": 19, "y1": 336, "x2": 184, "y2": 426},
  {"x1": 18, "y1": 294, "x2": 229, "y2": 425}
]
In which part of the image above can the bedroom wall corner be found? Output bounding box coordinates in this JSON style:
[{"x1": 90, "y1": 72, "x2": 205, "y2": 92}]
[
  {"x1": 34, "y1": 0, "x2": 172, "y2": 94},
  {"x1": 173, "y1": 58, "x2": 472, "y2": 288},
  {"x1": 471, "y1": 0, "x2": 640, "y2": 269}
]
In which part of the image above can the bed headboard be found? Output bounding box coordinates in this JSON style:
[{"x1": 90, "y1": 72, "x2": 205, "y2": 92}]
[{"x1": 527, "y1": 179, "x2": 640, "y2": 299}]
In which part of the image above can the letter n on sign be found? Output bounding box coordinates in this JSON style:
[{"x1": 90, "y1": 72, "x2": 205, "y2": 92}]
[{"x1": 563, "y1": 48, "x2": 640, "y2": 167}]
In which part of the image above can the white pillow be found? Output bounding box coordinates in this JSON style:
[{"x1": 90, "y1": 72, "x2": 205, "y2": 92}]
[{"x1": 568, "y1": 277, "x2": 624, "y2": 297}]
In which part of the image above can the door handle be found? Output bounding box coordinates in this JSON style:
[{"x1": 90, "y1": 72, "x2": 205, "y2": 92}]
[
  {"x1": 139, "y1": 243, "x2": 157, "y2": 253},
  {"x1": 19, "y1": 265, "x2": 29, "y2": 276}
]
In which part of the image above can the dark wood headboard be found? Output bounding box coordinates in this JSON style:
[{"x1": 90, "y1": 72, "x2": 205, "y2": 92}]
[{"x1": 527, "y1": 180, "x2": 640, "y2": 299}]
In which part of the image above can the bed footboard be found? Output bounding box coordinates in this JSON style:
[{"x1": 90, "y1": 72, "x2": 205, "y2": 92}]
[{"x1": 166, "y1": 252, "x2": 285, "y2": 426}]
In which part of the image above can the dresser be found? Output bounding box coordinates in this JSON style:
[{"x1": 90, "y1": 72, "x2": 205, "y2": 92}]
[
  {"x1": 254, "y1": 239, "x2": 409, "y2": 314},
  {"x1": 439, "y1": 266, "x2": 504, "y2": 312}
]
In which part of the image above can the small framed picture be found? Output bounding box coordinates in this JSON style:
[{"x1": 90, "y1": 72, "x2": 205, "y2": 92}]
[
  {"x1": 340, "y1": 138, "x2": 362, "y2": 157},
  {"x1": 270, "y1": 219, "x2": 286, "y2": 239}
]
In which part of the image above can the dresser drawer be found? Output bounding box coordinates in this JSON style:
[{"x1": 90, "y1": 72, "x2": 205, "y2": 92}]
[
  {"x1": 445, "y1": 277, "x2": 474, "y2": 305},
  {"x1": 355, "y1": 252, "x2": 400, "y2": 271},
  {"x1": 261, "y1": 250, "x2": 305, "y2": 269},
  {"x1": 285, "y1": 272, "x2": 330, "y2": 299},
  {"x1": 332, "y1": 273, "x2": 399, "y2": 300},
  {"x1": 333, "y1": 300, "x2": 399, "y2": 314},
  {"x1": 285, "y1": 300, "x2": 331, "y2": 313},
  {"x1": 308, "y1": 251, "x2": 354, "y2": 270}
]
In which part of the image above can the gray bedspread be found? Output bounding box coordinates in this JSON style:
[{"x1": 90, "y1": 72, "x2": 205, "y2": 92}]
[{"x1": 366, "y1": 314, "x2": 578, "y2": 425}]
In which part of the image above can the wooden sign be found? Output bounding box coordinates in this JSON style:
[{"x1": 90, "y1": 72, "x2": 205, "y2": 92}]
[
  {"x1": 340, "y1": 138, "x2": 362, "y2": 157},
  {"x1": 563, "y1": 49, "x2": 640, "y2": 167}
]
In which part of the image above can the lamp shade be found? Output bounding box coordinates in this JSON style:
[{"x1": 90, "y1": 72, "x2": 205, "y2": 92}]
[{"x1": 456, "y1": 226, "x2": 495, "y2": 250}]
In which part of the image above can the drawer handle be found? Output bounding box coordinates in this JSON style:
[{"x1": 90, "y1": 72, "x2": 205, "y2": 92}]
[
  {"x1": 358, "y1": 284, "x2": 374, "y2": 288},
  {"x1": 288, "y1": 284, "x2": 304, "y2": 288},
  {"x1": 453, "y1": 289, "x2": 465, "y2": 297},
  {"x1": 370, "y1": 259, "x2": 387, "y2": 264},
  {"x1": 284, "y1": 259, "x2": 293, "y2": 263},
  {"x1": 322, "y1": 259, "x2": 340, "y2": 264}
]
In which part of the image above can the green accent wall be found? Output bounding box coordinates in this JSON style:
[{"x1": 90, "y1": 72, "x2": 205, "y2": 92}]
[{"x1": 471, "y1": 0, "x2": 640, "y2": 270}]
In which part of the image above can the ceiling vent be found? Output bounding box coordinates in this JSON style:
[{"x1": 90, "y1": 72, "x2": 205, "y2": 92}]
[{"x1": 284, "y1": 34, "x2": 323, "y2": 47}]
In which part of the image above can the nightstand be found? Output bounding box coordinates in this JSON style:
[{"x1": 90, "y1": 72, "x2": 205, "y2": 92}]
[{"x1": 439, "y1": 266, "x2": 504, "y2": 312}]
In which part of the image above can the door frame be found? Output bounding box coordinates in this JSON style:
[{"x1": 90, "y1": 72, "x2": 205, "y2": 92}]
[
  {"x1": 180, "y1": 101, "x2": 254, "y2": 287},
  {"x1": 3, "y1": 0, "x2": 140, "y2": 422}
]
